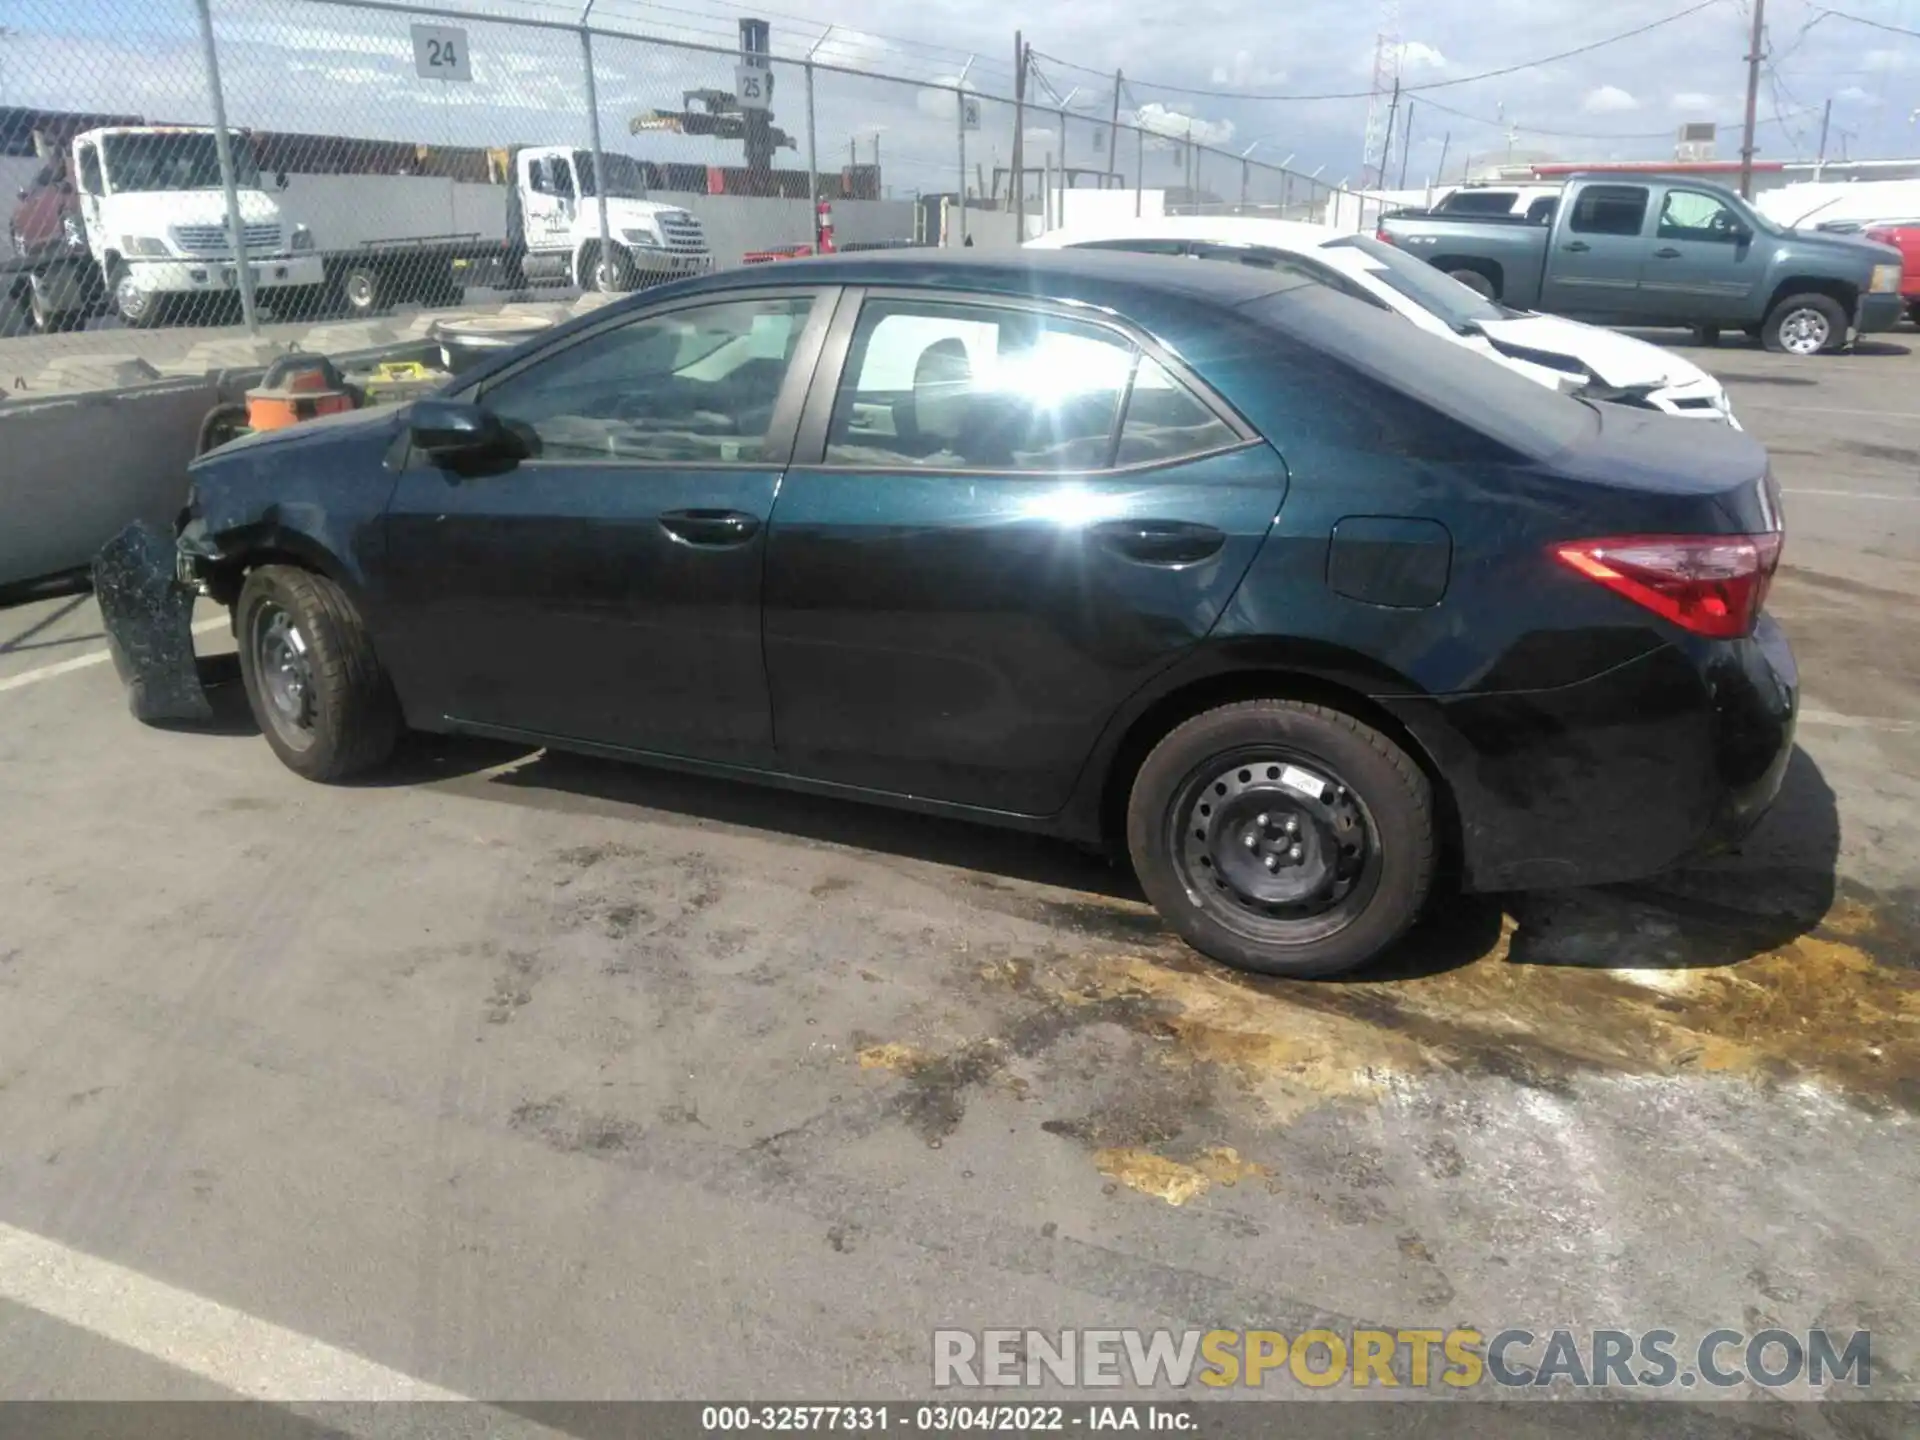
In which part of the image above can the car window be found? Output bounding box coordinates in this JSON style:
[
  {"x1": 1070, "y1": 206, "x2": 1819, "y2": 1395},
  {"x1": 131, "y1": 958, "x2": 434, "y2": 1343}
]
[
  {"x1": 1116, "y1": 358, "x2": 1240, "y2": 466},
  {"x1": 76, "y1": 146, "x2": 103, "y2": 196},
  {"x1": 1440, "y1": 191, "x2": 1519, "y2": 215},
  {"x1": 1567, "y1": 185, "x2": 1649, "y2": 237},
  {"x1": 480, "y1": 296, "x2": 812, "y2": 463},
  {"x1": 1324, "y1": 233, "x2": 1503, "y2": 330},
  {"x1": 826, "y1": 299, "x2": 1136, "y2": 472},
  {"x1": 1525, "y1": 197, "x2": 1559, "y2": 225},
  {"x1": 1066, "y1": 238, "x2": 1190, "y2": 256},
  {"x1": 1658, "y1": 188, "x2": 1743, "y2": 242}
]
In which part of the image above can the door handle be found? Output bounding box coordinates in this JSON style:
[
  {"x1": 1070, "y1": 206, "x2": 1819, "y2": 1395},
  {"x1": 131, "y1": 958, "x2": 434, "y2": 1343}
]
[
  {"x1": 1563, "y1": 241, "x2": 1592, "y2": 253},
  {"x1": 1653, "y1": 246, "x2": 1683, "y2": 259},
  {"x1": 658, "y1": 508, "x2": 761, "y2": 547},
  {"x1": 1090, "y1": 518, "x2": 1226, "y2": 566}
]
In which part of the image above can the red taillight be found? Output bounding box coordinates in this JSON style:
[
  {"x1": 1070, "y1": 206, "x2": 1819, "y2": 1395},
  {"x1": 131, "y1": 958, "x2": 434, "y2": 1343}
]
[
  {"x1": 1552, "y1": 533, "x2": 1783, "y2": 639},
  {"x1": 1374, "y1": 227, "x2": 1395, "y2": 245}
]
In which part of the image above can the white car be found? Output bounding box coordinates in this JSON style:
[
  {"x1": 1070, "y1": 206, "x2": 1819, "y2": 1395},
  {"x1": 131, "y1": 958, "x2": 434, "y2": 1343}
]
[{"x1": 1025, "y1": 216, "x2": 1738, "y2": 427}]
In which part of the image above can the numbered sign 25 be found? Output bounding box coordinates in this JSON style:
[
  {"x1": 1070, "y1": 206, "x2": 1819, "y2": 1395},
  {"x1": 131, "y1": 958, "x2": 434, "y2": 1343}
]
[
  {"x1": 734, "y1": 62, "x2": 774, "y2": 111},
  {"x1": 413, "y1": 24, "x2": 472, "y2": 82}
]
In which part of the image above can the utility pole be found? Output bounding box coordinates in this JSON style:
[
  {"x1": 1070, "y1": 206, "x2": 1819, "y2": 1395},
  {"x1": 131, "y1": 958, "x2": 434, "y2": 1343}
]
[
  {"x1": 1108, "y1": 69, "x2": 1123, "y2": 187},
  {"x1": 1379, "y1": 76, "x2": 1401, "y2": 195},
  {"x1": 1739, "y1": 0, "x2": 1766, "y2": 199},
  {"x1": 1398, "y1": 100, "x2": 1414, "y2": 189},
  {"x1": 1816, "y1": 95, "x2": 1833, "y2": 180},
  {"x1": 1012, "y1": 31, "x2": 1028, "y2": 236},
  {"x1": 872, "y1": 133, "x2": 880, "y2": 172},
  {"x1": 1435, "y1": 131, "x2": 1451, "y2": 193}
]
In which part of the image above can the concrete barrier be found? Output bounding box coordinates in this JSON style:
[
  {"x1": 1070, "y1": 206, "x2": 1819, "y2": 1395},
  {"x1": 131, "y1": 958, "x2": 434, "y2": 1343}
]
[{"x1": 0, "y1": 375, "x2": 217, "y2": 589}]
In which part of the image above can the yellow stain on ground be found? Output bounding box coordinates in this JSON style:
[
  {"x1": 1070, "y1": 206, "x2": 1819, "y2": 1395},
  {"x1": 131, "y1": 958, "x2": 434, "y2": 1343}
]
[
  {"x1": 857, "y1": 1042, "x2": 926, "y2": 1074},
  {"x1": 1094, "y1": 1145, "x2": 1270, "y2": 1206},
  {"x1": 1036, "y1": 891, "x2": 1919, "y2": 1117}
]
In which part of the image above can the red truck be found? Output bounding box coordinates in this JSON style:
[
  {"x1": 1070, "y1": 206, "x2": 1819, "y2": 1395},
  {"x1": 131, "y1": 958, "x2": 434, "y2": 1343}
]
[{"x1": 1863, "y1": 221, "x2": 1920, "y2": 323}]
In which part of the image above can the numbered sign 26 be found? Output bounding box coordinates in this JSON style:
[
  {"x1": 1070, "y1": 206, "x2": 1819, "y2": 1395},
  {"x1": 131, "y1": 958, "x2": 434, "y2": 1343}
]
[{"x1": 412, "y1": 24, "x2": 472, "y2": 82}]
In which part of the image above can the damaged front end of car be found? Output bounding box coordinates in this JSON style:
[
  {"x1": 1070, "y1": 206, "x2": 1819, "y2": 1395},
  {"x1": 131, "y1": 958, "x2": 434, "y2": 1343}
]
[{"x1": 92, "y1": 513, "x2": 228, "y2": 724}]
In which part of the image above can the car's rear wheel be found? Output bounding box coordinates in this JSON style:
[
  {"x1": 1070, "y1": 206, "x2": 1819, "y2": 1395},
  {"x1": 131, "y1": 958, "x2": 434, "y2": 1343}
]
[
  {"x1": 237, "y1": 566, "x2": 399, "y2": 782},
  {"x1": 1763, "y1": 293, "x2": 1848, "y2": 355},
  {"x1": 1127, "y1": 699, "x2": 1435, "y2": 979}
]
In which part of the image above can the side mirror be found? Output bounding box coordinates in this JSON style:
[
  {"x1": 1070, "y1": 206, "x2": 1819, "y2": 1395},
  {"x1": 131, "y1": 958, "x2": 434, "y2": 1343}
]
[
  {"x1": 410, "y1": 399, "x2": 521, "y2": 463},
  {"x1": 1731, "y1": 220, "x2": 1754, "y2": 242}
]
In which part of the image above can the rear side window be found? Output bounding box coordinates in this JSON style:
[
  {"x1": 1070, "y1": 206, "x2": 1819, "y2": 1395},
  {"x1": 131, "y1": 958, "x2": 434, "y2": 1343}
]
[
  {"x1": 1116, "y1": 358, "x2": 1238, "y2": 466},
  {"x1": 823, "y1": 297, "x2": 1240, "y2": 473},
  {"x1": 1568, "y1": 185, "x2": 1649, "y2": 236}
]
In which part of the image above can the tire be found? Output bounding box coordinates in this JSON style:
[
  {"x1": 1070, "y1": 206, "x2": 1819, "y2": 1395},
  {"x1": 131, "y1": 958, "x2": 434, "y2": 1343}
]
[
  {"x1": 338, "y1": 263, "x2": 385, "y2": 317},
  {"x1": 110, "y1": 262, "x2": 162, "y2": 328},
  {"x1": 1762, "y1": 292, "x2": 1848, "y2": 356},
  {"x1": 1126, "y1": 699, "x2": 1435, "y2": 979},
  {"x1": 1446, "y1": 267, "x2": 1496, "y2": 300},
  {"x1": 236, "y1": 566, "x2": 400, "y2": 783},
  {"x1": 1690, "y1": 324, "x2": 1721, "y2": 347},
  {"x1": 29, "y1": 273, "x2": 85, "y2": 333},
  {"x1": 586, "y1": 243, "x2": 637, "y2": 294},
  {"x1": 1907, "y1": 301, "x2": 1920, "y2": 328}
]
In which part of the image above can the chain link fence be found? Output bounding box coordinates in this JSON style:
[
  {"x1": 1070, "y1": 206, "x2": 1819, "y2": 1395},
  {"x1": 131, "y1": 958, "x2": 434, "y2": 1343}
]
[{"x1": 0, "y1": 0, "x2": 1361, "y2": 376}]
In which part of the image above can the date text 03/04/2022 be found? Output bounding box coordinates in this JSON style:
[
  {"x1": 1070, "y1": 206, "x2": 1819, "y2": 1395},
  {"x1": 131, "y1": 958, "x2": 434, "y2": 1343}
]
[{"x1": 699, "y1": 1405, "x2": 1195, "y2": 1431}]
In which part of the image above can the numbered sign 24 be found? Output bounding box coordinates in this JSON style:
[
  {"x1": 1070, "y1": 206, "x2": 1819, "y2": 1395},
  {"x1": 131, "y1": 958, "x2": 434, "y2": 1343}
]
[{"x1": 412, "y1": 24, "x2": 472, "y2": 82}]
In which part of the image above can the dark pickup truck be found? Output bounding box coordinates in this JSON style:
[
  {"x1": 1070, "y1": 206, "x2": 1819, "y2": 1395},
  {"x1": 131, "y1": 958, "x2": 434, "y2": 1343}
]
[{"x1": 1379, "y1": 173, "x2": 1904, "y2": 355}]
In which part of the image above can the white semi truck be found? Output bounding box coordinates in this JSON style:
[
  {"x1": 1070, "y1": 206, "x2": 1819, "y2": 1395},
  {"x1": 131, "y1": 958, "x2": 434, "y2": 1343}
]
[
  {"x1": 6, "y1": 125, "x2": 324, "y2": 330},
  {"x1": 5, "y1": 132, "x2": 710, "y2": 332},
  {"x1": 282, "y1": 145, "x2": 712, "y2": 316}
]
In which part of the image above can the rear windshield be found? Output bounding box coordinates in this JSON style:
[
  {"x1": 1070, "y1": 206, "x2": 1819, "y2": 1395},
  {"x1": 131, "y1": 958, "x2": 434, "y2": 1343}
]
[
  {"x1": 1438, "y1": 190, "x2": 1518, "y2": 214},
  {"x1": 1243, "y1": 284, "x2": 1600, "y2": 460}
]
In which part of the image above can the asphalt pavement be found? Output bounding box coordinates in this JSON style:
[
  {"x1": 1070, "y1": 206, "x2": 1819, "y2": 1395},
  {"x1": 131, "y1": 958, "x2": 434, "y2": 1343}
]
[{"x1": 0, "y1": 330, "x2": 1915, "y2": 1425}]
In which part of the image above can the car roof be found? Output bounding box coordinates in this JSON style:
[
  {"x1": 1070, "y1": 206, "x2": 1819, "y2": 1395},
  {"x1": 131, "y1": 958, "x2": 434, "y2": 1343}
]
[
  {"x1": 685, "y1": 246, "x2": 1320, "y2": 308},
  {"x1": 1025, "y1": 215, "x2": 1344, "y2": 253}
]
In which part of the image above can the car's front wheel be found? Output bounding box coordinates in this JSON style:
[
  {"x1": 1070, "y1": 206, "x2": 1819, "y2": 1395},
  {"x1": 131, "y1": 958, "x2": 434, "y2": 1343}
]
[
  {"x1": 1763, "y1": 292, "x2": 1848, "y2": 355},
  {"x1": 1127, "y1": 699, "x2": 1436, "y2": 978},
  {"x1": 237, "y1": 566, "x2": 400, "y2": 782}
]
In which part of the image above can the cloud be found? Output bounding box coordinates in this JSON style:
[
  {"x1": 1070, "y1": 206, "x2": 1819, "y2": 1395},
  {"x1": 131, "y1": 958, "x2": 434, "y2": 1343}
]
[
  {"x1": 1393, "y1": 40, "x2": 1447, "y2": 72},
  {"x1": 1669, "y1": 91, "x2": 1713, "y2": 112},
  {"x1": 1131, "y1": 102, "x2": 1234, "y2": 148},
  {"x1": 1582, "y1": 85, "x2": 1640, "y2": 114},
  {"x1": 1863, "y1": 48, "x2": 1907, "y2": 73},
  {"x1": 1836, "y1": 85, "x2": 1882, "y2": 107}
]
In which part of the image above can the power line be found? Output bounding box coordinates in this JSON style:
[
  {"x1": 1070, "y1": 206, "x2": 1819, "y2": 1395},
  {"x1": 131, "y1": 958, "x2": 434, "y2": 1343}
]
[
  {"x1": 1806, "y1": 5, "x2": 1920, "y2": 40},
  {"x1": 1031, "y1": 0, "x2": 1725, "y2": 102}
]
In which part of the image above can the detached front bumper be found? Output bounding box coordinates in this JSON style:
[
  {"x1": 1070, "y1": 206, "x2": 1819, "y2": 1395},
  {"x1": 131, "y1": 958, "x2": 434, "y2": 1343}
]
[{"x1": 92, "y1": 519, "x2": 214, "y2": 724}]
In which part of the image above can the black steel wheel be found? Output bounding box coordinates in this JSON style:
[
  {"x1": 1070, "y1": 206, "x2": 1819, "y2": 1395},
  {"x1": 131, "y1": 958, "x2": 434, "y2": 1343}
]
[
  {"x1": 236, "y1": 566, "x2": 399, "y2": 782},
  {"x1": 1128, "y1": 699, "x2": 1436, "y2": 978}
]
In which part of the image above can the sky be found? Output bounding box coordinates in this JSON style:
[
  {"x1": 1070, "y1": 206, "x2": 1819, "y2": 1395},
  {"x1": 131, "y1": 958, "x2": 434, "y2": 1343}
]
[{"x1": 5, "y1": 0, "x2": 1920, "y2": 199}]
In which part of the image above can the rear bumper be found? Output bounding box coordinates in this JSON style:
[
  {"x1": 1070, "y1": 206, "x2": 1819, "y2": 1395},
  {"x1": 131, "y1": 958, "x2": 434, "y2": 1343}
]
[
  {"x1": 1381, "y1": 616, "x2": 1798, "y2": 892},
  {"x1": 1857, "y1": 290, "x2": 1904, "y2": 334}
]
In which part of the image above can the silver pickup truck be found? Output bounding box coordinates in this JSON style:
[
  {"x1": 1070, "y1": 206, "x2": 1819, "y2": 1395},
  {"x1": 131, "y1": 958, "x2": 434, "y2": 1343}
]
[{"x1": 1379, "y1": 172, "x2": 1904, "y2": 355}]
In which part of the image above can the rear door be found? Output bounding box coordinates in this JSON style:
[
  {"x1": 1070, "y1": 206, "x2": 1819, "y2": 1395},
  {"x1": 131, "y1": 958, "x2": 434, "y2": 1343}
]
[
  {"x1": 761, "y1": 287, "x2": 1287, "y2": 815},
  {"x1": 1541, "y1": 183, "x2": 1652, "y2": 318},
  {"x1": 1640, "y1": 184, "x2": 1764, "y2": 321}
]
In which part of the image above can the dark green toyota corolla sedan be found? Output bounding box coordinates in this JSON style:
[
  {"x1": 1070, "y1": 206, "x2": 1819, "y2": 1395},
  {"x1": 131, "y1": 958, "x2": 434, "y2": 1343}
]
[{"x1": 102, "y1": 250, "x2": 1796, "y2": 979}]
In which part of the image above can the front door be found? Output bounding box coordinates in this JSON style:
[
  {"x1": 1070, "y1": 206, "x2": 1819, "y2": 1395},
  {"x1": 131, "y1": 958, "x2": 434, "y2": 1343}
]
[
  {"x1": 1540, "y1": 183, "x2": 1652, "y2": 319},
  {"x1": 762, "y1": 290, "x2": 1287, "y2": 815},
  {"x1": 517, "y1": 152, "x2": 575, "y2": 264},
  {"x1": 1639, "y1": 185, "x2": 1764, "y2": 322},
  {"x1": 380, "y1": 289, "x2": 830, "y2": 765}
]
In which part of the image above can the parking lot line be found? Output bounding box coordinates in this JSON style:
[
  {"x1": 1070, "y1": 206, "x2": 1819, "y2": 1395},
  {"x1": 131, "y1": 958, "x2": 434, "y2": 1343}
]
[
  {"x1": 0, "y1": 617, "x2": 226, "y2": 694},
  {"x1": 0, "y1": 1218, "x2": 470, "y2": 1401}
]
